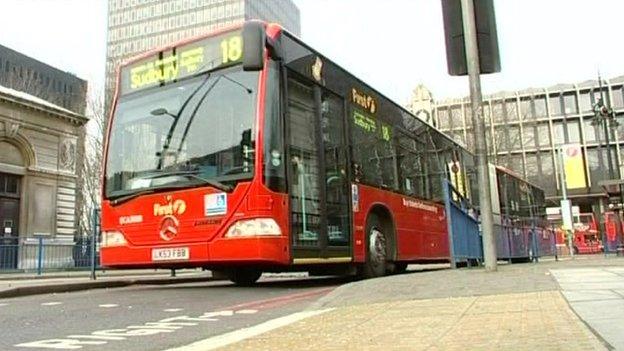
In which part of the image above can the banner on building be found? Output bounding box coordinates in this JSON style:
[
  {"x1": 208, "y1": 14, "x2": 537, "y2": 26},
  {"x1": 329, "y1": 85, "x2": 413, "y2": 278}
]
[{"x1": 562, "y1": 144, "x2": 587, "y2": 189}]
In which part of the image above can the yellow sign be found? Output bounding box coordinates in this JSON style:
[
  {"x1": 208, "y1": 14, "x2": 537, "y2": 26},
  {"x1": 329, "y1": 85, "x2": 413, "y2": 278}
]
[
  {"x1": 121, "y1": 30, "x2": 243, "y2": 94},
  {"x1": 353, "y1": 110, "x2": 376, "y2": 132},
  {"x1": 130, "y1": 47, "x2": 204, "y2": 90},
  {"x1": 154, "y1": 196, "x2": 187, "y2": 217},
  {"x1": 562, "y1": 144, "x2": 587, "y2": 189},
  {"x1": 351, "y1": 88, "x2": 377, "y2": 114}
]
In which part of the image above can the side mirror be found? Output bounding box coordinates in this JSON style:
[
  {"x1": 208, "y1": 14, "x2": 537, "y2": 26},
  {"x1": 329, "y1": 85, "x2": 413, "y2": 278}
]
[{"x1": 242, "y1": 21, "x2": 266, "y2": 71}]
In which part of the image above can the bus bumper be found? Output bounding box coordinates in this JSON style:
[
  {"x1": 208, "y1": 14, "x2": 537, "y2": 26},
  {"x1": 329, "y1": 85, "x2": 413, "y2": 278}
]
[{"x1": 100, "y1": 237, "x2": 290, "y2": 268}]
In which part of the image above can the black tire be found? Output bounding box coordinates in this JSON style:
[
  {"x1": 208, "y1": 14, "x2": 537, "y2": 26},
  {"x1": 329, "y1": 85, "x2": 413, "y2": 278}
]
[
  {"x1": 359, "y1": 214, "x2": 388, "y2": 279},
  {"x1": 228, "y1": 268, "x2": 262, "y2": 286}
]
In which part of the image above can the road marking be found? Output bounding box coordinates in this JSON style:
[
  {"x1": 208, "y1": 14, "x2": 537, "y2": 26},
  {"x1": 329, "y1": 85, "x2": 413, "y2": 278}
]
[
  {"x1": 235, "y1": 309, "x2": 258, "y2": 314},
  {"x1": 164, "y1": 309, "x2": 333, "y2": 351},
  {"x1": 98, "y1": 304, "x2": 118, "y2": 308},
  {"x1": 41, "y1": 302, "x2": 62, "y2": 306},
  {"x1": 0, "y1": 303, "x2": 8, "y2": 307},
  {"x1": 164, "y1": 308, "x2": 183, "y2": 312},
  {"x1": 222, "y1": 287, "x2": 333, "y2": 311},
  {"x1": 15, "y1": 289, "x2": 334, "y2": 349}
]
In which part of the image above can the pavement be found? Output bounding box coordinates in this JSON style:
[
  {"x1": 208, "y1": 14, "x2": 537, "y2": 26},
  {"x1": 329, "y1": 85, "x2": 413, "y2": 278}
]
[{"x1": 211, "y1": 256, "x2": 624, "y2": 351}]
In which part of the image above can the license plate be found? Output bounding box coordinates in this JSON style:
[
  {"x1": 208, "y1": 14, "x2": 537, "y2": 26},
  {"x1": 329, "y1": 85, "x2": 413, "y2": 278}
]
[{"x1": 152, "y1": 247, "x2": 189, "y2": 261}]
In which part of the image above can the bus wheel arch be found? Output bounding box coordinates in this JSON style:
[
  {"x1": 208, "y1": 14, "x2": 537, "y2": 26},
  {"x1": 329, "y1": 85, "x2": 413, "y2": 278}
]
[{"x1": 359, "y1": 205, "x2": 396, "y2": 278}]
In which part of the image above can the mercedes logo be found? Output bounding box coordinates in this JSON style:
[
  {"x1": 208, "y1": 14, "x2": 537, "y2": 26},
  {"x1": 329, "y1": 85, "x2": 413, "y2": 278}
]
[{"x1": 159, "y1": 215, "x2": 179, "y2": 241}]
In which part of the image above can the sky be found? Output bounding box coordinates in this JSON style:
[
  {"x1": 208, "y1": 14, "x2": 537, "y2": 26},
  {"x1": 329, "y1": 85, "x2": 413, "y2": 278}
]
[{"x1": 1, "y1": 0, "x2": 624, "y2": 106}]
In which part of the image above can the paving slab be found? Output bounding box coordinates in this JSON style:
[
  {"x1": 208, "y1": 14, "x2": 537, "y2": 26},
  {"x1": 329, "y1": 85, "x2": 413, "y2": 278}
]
[{"x1": 552, "y1": 266, "x2": 624, "y2": 350}]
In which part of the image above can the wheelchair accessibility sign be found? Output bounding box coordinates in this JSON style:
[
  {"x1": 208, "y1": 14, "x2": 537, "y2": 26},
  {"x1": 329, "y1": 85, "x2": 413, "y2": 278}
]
[{"x1": 204, "y1": 193, "x2": 227, "y2": 216}]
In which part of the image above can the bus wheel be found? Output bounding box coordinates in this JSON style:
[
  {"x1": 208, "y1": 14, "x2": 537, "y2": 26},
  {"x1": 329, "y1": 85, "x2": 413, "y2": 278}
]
[
  {"x1": 360, "y1": 215, "x2": 387, "y2": 279},
  {"x1": 228, "y1": 269, "x2": 262, "y2": 286}
]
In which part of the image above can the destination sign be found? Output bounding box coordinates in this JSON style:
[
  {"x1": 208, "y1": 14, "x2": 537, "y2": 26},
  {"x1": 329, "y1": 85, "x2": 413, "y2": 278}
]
[{"x1": 120, "y1": 29, "x2": 243, "y2": 95}]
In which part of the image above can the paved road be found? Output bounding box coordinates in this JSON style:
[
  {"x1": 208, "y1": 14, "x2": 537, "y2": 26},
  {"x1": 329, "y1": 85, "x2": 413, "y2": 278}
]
[{"x1": 0, "y1": 275, "x2": 348, "y2": 351}]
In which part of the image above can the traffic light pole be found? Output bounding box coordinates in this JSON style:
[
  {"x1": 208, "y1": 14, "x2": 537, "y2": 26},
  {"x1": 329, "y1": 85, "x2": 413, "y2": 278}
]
[{"x1": 461, "y1": 0, "x2": 497, "y2": 271}]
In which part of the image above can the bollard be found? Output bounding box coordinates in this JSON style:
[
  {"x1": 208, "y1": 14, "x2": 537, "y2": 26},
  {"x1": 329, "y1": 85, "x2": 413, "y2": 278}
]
[{"x1": 37, "y1": 237, "x2": 43, "y2": 276}]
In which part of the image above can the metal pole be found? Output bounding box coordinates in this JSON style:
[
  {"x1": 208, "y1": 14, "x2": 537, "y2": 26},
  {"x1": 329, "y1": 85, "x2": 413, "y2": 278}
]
[
  {"x1": 558, "y1": 148, "x2": 574, "y2": 258},
  {"x1": 37, "y1": 237, "x2": 43, "y2": 276},
  {"x1": 461, "y1": 0, "x2": 497, "y2": 271},
  {"x1": 90, "y1": 208, "x2": 98, "y2": 280}
]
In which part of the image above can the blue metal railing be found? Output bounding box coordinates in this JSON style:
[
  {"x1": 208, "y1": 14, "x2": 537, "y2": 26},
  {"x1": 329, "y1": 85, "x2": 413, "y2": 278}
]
[{"x1": 0, "y1": 208, "x2": 101, "y2": 275}]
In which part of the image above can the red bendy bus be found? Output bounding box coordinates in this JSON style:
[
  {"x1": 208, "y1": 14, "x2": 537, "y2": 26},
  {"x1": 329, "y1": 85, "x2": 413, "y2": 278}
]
[{"x1": 101, "y1": 21, "x2": 476, "y2": 285}]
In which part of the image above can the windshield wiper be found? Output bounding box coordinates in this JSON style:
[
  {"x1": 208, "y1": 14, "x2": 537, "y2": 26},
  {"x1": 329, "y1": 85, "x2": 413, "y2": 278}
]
[
  {"x1": 155, "y1": 73, "x2": 212, "y2": 170},
  {"x1": 147, "y1": 170, "x2": 233, "y2": 192},
  {"x1": 108, "y1": 184, "x2": 192, "y2": 206},
  {"x1": 173, "y1": 73, "x2": 254, "y2": 159}
]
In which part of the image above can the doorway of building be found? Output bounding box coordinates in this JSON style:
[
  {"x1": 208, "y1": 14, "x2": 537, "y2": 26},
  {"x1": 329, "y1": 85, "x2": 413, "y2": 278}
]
[{"x1": 0, "y1": 173, "x2": 20, "y2": 269}]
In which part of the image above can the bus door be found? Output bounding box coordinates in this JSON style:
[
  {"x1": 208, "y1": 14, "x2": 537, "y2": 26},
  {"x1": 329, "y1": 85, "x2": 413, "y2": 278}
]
[{"x1": 285, "y1": 75, "x2": 351, "y2": 262}]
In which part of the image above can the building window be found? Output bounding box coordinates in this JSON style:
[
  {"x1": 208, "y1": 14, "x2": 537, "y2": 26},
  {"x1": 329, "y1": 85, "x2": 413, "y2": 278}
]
[
  {"x1": 437, "y1": 108, "x2": 450, "y2": 130},
  {"x1": 522, "y1": 123, "x2": 537, "y2": 150},
  {"x1": 491, "y1": 100, "x2": 504, "y2": 123},
  {"x1": 549, "y1": 94, "x2": 562, "y2": 116},
  {"x1": 612, "y1": 86, "x2": 624, "y2": 109},
  {"x1": 553, "y1": 122, "x2": 565, "y2": 146},
  {"x1": 563, "y1": 93, "x2": 578, "y2": 115},
  {"x1": 507, "y1": 125, "x2": 521, "y2": 150},
  {"x1": 505, "y1": 99, "x2": 518, "y2": 122},
  {"x1": 525, "y1": 152, "x2": 538, "y2": 184},
  {"x1": 567, "y1": 120, "x2": 581, "y2": 143},
  {"x1": 509, "y1": 154, "x2": 524, "y2": 175},
  {"x1": 587, "y1": 147, "x2": 607, "y2": 185},
  {"x1": 583, "y1": 117, "x2": 598, "y2": 143},
  {"x1": 494, "y1": 126, "x2": 507, "y2": 151},
  {"x1": 537, "y1": 123, "x2": 550, "y2": 148},
  {"x1": 534, "y1": 96, "x2": 547, "y2": 118},
  {"x1": 538, "y1": 151, "x2": 556, "y2": 191},
  {"x1": 464, "y1": 104, "x2": 472, "y2": 127},
  {"x1": 579, "y1": 91, "x2": 592, "y2": 113},
  {"x1": 449, "y1": 106, "x2": 462, "y2": 130}
]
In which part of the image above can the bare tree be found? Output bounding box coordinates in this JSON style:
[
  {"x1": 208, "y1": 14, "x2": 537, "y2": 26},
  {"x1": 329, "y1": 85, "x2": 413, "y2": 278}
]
[{"x1": 76, "y1": 89, "x2": 106, "y2": 240}]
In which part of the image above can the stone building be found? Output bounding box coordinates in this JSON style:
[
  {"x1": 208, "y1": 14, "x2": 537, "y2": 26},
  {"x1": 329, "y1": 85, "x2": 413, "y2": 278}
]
[{"x1": 0, "y1": 85, "x2": 88, "y2": 269}]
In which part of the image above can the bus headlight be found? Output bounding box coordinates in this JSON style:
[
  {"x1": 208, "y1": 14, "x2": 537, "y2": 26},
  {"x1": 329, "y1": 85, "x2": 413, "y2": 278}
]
[
  {"x1": 101, "y1": 231, "x2": 128, "y2": 247},
  {"x1": 225, "y1": 218, "x2": 282, "y2": 238}
]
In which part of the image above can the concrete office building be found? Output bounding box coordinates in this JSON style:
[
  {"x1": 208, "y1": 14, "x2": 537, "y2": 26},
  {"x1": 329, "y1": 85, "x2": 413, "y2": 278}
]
[
  {"x1": 414, "y1": 76, "x2": 624, "y2": 217},
  {"x1": 0, "y1": 44, "x2": 87, "y2": 114},
  {"x1": 105, "y1": 0, "x2": 301, "y2": 106}
]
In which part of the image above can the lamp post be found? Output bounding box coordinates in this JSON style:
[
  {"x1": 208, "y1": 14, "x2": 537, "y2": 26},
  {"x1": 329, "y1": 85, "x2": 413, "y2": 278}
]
[{"x1": 592, "y1": 79, "x2": 624, "y2": 255}]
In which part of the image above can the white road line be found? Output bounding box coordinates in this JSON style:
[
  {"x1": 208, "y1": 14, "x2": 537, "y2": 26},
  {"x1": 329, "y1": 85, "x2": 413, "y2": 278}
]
[
  {"x1": 164, "y1": 308, "x2": 184, "y2": 312},
  {"x1": 99, "y1": 304, "x2": 119, "y2": 308},
  {"x1": 164, "y1": 309, "x2": 333, "y2": 351},
  {"x1": 41, "y1": 302, "x2": 62, "y2": 306},
  {"x1": 235, "y1": 309, "x2": 258, "y2": 314},
  {"x1": 0, "y1": 303, "x2": 8, "y2": 307}
]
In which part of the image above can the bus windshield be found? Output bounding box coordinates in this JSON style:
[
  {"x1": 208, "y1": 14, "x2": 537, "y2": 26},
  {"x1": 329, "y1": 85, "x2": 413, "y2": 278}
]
[{"x1": 105, "y1": 67, "x2": 259, "y2": 200}]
